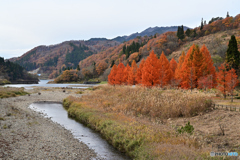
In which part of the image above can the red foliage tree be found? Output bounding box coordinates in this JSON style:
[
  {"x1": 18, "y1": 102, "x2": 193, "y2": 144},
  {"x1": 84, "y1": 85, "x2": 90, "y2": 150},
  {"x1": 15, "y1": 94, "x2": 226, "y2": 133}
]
[
  {"x1": 123, "y1": 64, "x2": 131, "y2": 84},
  {"x1": 200, "y1": 44, "x2": 217, "y2": 88},
  {"x1": 136, "y1": 59, "x2": 145, "y2": 84},
  {"x1": 180, "y1": 45, "x2": 196, "y2": 89},
  {"x1": 192, "y1": 45, "x2": 206, "y2": 83},
  {"x1": 198, "y1": 75, "x2": 214, "y2": 90},
  {"x1": 175, "y1": 51, "x2": 185, "y2": 81},
  {"x1": 108, "y1": 64, "x2": 118, "y2": 85},
  {"x1": 142, "y1": 51, "x2": 160, "y2": 87},
  {"x1": 226, "y1": 68, "x2": 239, "y2": 102},
  {"x1": 158, "y1": 52, "x2": 172, "y2": 87},
  {"x1": 216, "y1": 63, "x2": 229, "y2": 99},
  {"x1": 128, "y1": 60, "x2": 138, "y2": 85},
  {"x1": 170, "y1": 58, "x2": 178, "y2": 75},
  {"x1": 115, "y1": 63, "x2": 125, "y2": 85}
]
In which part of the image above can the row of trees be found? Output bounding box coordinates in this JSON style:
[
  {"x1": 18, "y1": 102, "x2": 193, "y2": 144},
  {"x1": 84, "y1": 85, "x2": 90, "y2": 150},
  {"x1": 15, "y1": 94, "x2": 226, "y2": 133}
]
[
  {"x1": 108, "y1": 44, "x2": 239, "y2": 99},
  {"x1": 0, "y1": 57, "x2": 38, "y2": 82}
]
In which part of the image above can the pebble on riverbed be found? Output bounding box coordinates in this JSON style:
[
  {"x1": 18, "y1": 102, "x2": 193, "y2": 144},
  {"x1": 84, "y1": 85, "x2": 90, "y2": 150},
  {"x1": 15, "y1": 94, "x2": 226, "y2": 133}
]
[{"x1": 0, "y1": 91, "x2": 99, "y2": 159}]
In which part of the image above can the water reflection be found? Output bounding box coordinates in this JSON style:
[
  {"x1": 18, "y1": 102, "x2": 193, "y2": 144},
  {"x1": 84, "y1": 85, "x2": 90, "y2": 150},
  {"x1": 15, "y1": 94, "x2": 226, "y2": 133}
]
[
  {"x1": 29, "y1": 102, "x2": 130, "y2": 160},
  {"x1": 5, "y1": 80, "x2": 96, "y2": 89}
]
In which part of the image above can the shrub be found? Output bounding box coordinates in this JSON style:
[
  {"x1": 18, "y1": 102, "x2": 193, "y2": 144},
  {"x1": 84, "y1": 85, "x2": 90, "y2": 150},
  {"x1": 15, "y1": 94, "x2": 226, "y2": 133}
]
[{"x1": 177, "y1": 121, "x2": 194, "y2": 135}]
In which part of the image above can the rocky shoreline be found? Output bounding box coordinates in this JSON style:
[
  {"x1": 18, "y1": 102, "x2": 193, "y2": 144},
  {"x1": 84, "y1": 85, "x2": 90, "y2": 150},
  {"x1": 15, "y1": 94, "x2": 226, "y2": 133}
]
[{"x1": 0, "y1": 90, "x2": 99, "y2": 159}]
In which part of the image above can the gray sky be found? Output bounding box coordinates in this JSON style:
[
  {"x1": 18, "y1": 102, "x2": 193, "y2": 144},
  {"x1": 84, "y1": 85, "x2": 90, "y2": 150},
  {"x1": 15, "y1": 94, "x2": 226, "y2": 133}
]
[{"x1": 0, "y1": 0, "x2": 239, "y2": 59}]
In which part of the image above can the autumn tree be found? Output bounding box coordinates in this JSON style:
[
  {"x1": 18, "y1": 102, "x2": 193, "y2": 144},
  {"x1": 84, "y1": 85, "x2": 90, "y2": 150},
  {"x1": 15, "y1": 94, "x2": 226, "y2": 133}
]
[
  {"x1": 158, "y1": 52, "x2": 172, "y2": 87},
  {"x1": 108, "y1": 64, "x2": 118, "y2": 85},
  {"x1": 115, "y1": 63, "x2": 125, "y2": 85},
  {"x1": 96, "y1": 61, "x2": 108, "y2": 76},
  {"x1": 226, "y1": 68, "x2": 239, "y2": 102},
  {"x1": 180, "y1": 45, "x2": 197, "y2": 89},
  {"x1": 136, "y1": 59, "x2": 145, "y2": 84},
  {"x1": 81, "y1": 69, "x2": 93, "y2": 80},
  {"x1": 123, "y1": 64, "x2": 131, "y2": 84},
  {"x1": 175, "y1": 51, "x2": 185, "y2": 81},
  {"x1": 200, "y1": 44, "x2": 217, "y2": 88},
  {"x1": 217, "y1": 64, "x2": 229, "y2": 99},
  {"x1": 192, "y1": 45, "x2": 206, "y2": 83},
  {"x1": 170, "y1": 58, "x2": 178, "y2": 75},
  {"x1": 54, "y1": 70, "x2": 78, "y2": 83},
  {"x1": 198, "y1": 75, "x2": 214, "y2": 90},
  {"x1": 128, "y1": 60, "x2": 138, "y2": 85},
  {"x1": 142, "y1": 51, "x2": 160, "y2": 87}
]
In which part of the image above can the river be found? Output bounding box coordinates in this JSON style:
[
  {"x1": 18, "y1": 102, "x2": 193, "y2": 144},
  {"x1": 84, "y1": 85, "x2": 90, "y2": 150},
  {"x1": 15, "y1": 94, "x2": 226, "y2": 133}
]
[
  {"x1": 29, "y1": 102, "x2": 130, "y2": 160},
  {"x1": 4, "y1": 79, "x2": 96, "y2": 89}
]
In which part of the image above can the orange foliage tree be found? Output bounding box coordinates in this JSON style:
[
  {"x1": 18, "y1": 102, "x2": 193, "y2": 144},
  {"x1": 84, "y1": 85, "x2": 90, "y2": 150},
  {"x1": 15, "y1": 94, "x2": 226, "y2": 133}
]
[
  {"x1": 96, "y1": 61, "x2": 108, "y2": 76},
  {"x1": 175, "y1": 51, "x2": 185, "y2": 81},
  {"x1": 192, "y1": 45, "x2": 206, "y2": 82},
  {"x1": 108, "y1": 64, "x2": 118, "y2": 85},
  {"x1": 128, "y1": 60, "x2": 138, "y2": 85},
  {"x1": 217, "y1": 64, "x2": 229, "y2": 99},
  {"x1": 123, "y1": 64, "x2": 131, "y2": 84},
  {"x1": 115, "y1": 62, "x2": 125, "y2": 85},
  {"x1": 136, "y1": 59, "x2": 145, "y2": 84},
  {"x1": 170, "y1": 58, "x2": 177, "y2": 75},
  {"x1": 158, "y1": 52, "x2": 172, "y2": 87},
  {"x1": 142, "y1": 51, "x2": 160, "y2": 87},
  {"x1": 200, "y1": 45, "x2": 217, "y2": 88},
  {"x1": 226, "y1": 68, "x2": 239, "y2": 102},
  {"x1": 198, "y1": 75, "x2": 214, "y2": 90},
  {"x1": 179, "y1": 45, "x2": 196, "y2": 89}
]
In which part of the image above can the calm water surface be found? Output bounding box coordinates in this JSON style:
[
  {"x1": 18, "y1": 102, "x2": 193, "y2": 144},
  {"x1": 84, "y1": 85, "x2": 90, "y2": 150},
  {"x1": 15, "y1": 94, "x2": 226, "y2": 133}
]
[
  {"x1": 5, "y1": 80, "x2": 95, "y2": 89},
  {"x1": 29, "y1": 102, "x2": 130, "y2": 160}
]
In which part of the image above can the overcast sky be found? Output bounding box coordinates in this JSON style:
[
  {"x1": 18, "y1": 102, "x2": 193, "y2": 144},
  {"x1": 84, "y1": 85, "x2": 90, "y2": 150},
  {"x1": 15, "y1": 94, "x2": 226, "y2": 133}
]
[{"x1": 0, "y1": 0, "x2": 239, "y2": 59}]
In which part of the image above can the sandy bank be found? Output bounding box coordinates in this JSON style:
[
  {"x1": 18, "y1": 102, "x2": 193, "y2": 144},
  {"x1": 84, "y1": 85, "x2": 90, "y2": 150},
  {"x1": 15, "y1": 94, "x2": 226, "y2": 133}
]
[{"x1": 0, "y1": 90, "x2": 99, "y2": 159}]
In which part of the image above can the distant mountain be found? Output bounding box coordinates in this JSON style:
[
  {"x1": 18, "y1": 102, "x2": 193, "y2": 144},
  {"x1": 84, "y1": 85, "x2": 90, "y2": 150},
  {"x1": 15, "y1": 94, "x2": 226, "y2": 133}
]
[{"x1": 111, "y1": 26, "x2": 190, "y2": 42}]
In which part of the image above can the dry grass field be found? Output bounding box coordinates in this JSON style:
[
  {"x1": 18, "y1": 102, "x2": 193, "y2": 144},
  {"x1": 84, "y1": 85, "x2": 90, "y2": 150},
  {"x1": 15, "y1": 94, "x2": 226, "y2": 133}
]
[{"x1": 63, "y1": 85, "x2": 240, "y2": 159}]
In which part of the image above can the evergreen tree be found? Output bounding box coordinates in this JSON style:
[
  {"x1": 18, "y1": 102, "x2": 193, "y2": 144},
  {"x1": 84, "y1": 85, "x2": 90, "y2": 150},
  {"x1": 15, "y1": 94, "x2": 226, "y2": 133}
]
[
  {"x1": 177, "y1": 26, "x2": 181, "y2": 39},
  {"x1": 185, "y1": 29, "x2": 191, "y2": 37},
  {"x1": 226, "y1": 35, "x2": 240, "y2": 71},
  {"x1": 110, "y1": 60, "x2": 115, "y2": 67},
  {"x1": 77, "y1": 65, "x2": 80, "y2": 71},
  {"x1": 200, "y1": 18, "x2": 203, "y2": 30},
  {"x1": 227, "y1": 12, "x2": 229, "y2": 18},
  {"x1": 177, "y1": 25, "x2": 185, "y2": 40}
]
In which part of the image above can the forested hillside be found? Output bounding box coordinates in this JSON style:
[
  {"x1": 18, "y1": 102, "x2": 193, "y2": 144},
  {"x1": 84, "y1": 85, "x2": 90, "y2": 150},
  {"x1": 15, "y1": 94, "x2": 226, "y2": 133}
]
[
  {"x1": 9, "y1": 26, "x2": 187, "y2": 79},
  {"x1": 78, "y1": 13, "x2": 240, "y2": 81},
  {"x1": 0, "y1": 57, "x2": 38, "y2": 84},
  {"x1": 9, "y1": 39, "x2": 120, "y2": 78}
]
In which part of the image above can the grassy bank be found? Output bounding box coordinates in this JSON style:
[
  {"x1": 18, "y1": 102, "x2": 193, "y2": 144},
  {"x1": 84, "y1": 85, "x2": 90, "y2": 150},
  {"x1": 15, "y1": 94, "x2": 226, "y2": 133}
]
[
  {"x1": 0, "y1": 79, "x2": 11, "y2": 85},
  {"x1": 0, "y1": 87, "x2": 28, "y2": 98},
  {"x1": 63, "y1": 85, "x2": 214, "y2": 159}
]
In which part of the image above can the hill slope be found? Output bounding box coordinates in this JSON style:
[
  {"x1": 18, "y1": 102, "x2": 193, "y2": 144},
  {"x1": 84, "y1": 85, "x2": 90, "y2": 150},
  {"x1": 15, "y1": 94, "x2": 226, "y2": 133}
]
[
  {"x1": 79, "y1": 14, "x2": 240, "y2": 78},
  {"x1": 112, "y1": 26, "x2": 190, "y2": 42},
  {"x1": 0, "y1": 57, "x2": 39, "y2": 84},
  {"x1": 9, "y1": 39, "x2": 120, "y2": 78},
  {"x1": 9, "y1": 26, "x2": 188, "y2": 78}
]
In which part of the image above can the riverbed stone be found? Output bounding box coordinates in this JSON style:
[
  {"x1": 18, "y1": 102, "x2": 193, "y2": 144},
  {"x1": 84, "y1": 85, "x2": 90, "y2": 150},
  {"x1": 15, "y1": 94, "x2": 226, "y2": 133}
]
[{"x1": 0, "y1": 90, "x2": 101, "y2": 159}]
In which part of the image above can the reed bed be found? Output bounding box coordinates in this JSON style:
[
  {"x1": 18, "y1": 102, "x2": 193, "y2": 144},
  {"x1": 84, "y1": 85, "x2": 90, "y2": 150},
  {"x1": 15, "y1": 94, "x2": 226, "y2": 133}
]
[{"x1": 63, "y1": 85, "x2": 214, "y2": 159}]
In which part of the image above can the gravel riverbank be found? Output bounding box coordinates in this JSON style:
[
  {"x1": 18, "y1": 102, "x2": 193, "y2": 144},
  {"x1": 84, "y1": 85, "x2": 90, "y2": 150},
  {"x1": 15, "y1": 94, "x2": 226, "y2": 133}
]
[{"x1": 0, "y1": 90, "x2": 99, "y2": 160}]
